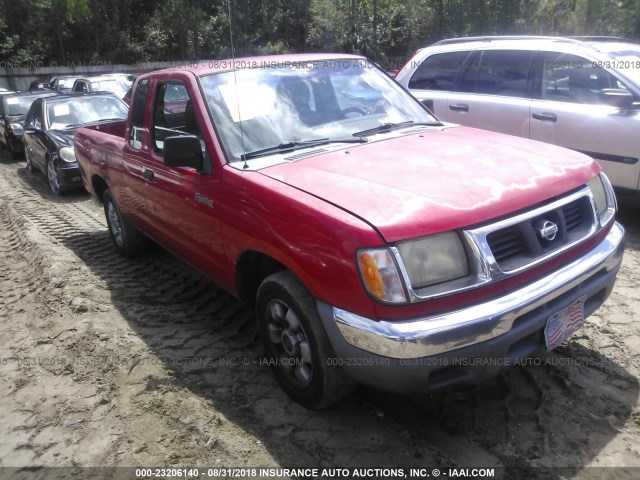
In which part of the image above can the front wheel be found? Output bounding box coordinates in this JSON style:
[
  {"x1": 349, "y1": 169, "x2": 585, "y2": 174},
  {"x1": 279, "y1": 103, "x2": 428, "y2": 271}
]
[
  {"x1": 7, "y1": 136, "x2": 21, "y2": 158},
  {"x1": 103, "y1": 189, "x2": 148, "y2": 257},
  {"x1": 257, "y1": 271, "x2": 355, "y2": 409},
  {"x1": 46, "y1": 157, "x2": 62, "y2": 195},
  {"x1": 25, "y1": 149, "x2": 36, "y2": 173}
]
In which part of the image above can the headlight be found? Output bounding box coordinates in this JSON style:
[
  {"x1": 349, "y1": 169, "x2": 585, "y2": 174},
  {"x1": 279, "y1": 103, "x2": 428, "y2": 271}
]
[
  {"x1": 59, "y1": 146, "x2": 76, "y2": 163},
  {"x1": 10, "y1": 123, "x2": 23, "y2": 135},
  {"x1": 357, "y1": 249, "x2": 407, "y2": 303},
  {"x1": 587, "y1": 172, "x2": 616, "y2": 227},
  {"x1": 397, "y1": 232, "x2": 469, "y2": 289}
]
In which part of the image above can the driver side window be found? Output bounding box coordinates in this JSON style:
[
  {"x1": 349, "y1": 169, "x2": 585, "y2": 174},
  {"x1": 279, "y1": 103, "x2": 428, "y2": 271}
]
[
  {"x1": 152, "y1": 81, "x2": 203, "y2": 153},
  {"x1": 26, "y1": 100, "x2": 42, "y2": 129}
]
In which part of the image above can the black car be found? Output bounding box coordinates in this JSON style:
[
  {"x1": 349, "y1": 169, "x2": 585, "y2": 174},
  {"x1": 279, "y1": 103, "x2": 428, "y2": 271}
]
[
  {"x1": 0, "y1": 91, "x2": 59, "y2": 158},
  {"x1": 23, "y1": 92, "x2": 128, "y2": 194}
]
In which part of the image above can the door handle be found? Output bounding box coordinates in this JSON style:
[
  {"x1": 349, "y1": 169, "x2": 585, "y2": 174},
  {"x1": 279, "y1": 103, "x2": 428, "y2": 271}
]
[
  {"x1": 144, "y1": 169, "x2": 155, "y2": 181},
  {"x1": 532, "y1": 112, "x2": 557, "y2": 122},
  {"x1": 449, "y1": 103, "x2": 469, "y2": 112}
]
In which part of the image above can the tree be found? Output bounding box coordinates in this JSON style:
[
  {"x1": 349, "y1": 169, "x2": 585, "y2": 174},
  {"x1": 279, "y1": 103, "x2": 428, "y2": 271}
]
[{"x1": 49, "y1": 0, "x2": 90, "y2": 64}]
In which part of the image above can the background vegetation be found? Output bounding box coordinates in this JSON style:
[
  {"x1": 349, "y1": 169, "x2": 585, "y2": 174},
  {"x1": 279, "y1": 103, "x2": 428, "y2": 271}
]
[{"x1": 2, "y1": 0, "x2": 640, "y2": 68}]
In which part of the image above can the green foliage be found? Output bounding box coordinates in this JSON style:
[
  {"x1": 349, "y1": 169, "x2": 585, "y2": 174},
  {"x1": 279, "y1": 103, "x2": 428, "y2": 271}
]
[{"x1": 1, "y1": 0, "x2": 639, "y2": 65}]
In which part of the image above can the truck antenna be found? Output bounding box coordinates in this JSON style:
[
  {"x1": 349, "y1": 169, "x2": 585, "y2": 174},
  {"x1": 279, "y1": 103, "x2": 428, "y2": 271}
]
[{"x1": 227, "y1": 0, "x2": 249, "y2": 170}]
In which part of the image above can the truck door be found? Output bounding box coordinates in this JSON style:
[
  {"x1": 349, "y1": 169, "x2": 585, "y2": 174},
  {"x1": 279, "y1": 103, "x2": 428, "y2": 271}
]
[
  {"x1": 120, "y1": 79, "x2": 157, "y2": 230},
  {"x1": 142, "y1": 79, "x2": 227, "y2": 279}
]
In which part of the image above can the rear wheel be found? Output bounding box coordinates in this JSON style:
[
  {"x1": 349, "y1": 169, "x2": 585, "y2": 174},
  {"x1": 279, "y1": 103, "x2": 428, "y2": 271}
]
[
  {"x1": 103, "y1": 189, "x2": 148, "y2": 257},
  {"x1": 256, "y1": 270, "x2": 355, "y2": 409}
]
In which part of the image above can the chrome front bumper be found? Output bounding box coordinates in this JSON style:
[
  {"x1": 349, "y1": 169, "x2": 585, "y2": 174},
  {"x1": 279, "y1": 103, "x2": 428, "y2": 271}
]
[{"x1": 332, "y1": 222, "x2": 625, "y2": 360}]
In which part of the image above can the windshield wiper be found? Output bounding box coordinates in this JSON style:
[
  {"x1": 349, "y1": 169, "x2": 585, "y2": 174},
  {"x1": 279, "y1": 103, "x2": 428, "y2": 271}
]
[
  {"x1": 58, "y1": 123, "x2": 85, "y2": 130},
  {"x1": 352, "y1": 120, "x2": 442, "y2": 137},
  {"x1": 241, "y1": 137, "x2": 368, "y2": 161}
]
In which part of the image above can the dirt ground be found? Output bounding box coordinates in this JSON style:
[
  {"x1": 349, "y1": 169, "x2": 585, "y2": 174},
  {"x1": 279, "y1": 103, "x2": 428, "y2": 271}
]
[{"x1": 0, "y1": 147, "x2": 639, "y2": 480}]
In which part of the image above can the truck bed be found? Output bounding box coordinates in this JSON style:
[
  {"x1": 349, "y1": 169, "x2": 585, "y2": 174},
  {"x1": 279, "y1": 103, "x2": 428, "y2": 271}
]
[
  {"x1": 80, "y1": 119, "x2": 127, "y2": 138},
  {"x1": 75, "y1": 120, "x2": 128, "y2": 197}
]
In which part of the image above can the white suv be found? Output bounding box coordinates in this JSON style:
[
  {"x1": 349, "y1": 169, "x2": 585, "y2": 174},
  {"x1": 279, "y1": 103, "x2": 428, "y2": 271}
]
[{"x1": 395, "y1": 36, "x2": 640, "y2": 204}]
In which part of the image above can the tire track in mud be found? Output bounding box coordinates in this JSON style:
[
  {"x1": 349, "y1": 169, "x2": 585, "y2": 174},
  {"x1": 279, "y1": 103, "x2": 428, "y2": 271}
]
[
  {"x1": 0, "y1": 160, "x2": 435, "y2": 469},
  {"x1": 1, "y1": 156, "x2": 639, "y2": 475}
]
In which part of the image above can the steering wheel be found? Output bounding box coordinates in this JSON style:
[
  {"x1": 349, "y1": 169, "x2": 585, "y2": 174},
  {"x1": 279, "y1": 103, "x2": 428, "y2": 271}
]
[{"x1": 341, "y1": 107, "x2": 368, "y2": 117}]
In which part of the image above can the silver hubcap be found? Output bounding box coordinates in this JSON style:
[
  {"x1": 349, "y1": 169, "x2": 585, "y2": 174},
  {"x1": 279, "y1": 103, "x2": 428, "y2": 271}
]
[
  {"x1": 47, "y1": 160, "x2": 60, "y2": 193},
  {"x1": 107, "y1": 201, "x2": 124, "y2": 248},
  {"x1": 266, "y1": 300, "x2": 313, "y2": 388}
]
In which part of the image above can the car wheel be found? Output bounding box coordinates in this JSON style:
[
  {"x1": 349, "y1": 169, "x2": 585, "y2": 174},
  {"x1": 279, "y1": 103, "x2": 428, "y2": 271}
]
[
  {"x1": 256, "y1": 270, "x2": 355, "y2": 409},
  {"x1": 7, "y1": 137, "x2": 20, "y2": 158},
  {"x1": 25, "y1": 149, "x2": 36, "y2": 173},
  {"x1": 103, "y1": 189, "x2": 148, "y2": 258},
  {"x1": 46, "y1": 157, "x2": 63, "y2": 194}
]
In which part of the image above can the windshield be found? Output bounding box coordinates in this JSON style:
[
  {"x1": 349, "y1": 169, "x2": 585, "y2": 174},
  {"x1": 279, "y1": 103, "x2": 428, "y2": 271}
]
[
  {"x1": 54, "y1": 77, "x2": 81, "y2": 89},
  {"x1": 199, "y1": 59, "x2": 437, "y2": 163},
  {"x1": 91, "y1": 79, "x2": 130, "y2": 98},
  {"x1": 5, "y1": 93, "x2": 56, "y2": 116},
  {"x1": 47, "y1": 95, "x2": 128, "y2": 130}
]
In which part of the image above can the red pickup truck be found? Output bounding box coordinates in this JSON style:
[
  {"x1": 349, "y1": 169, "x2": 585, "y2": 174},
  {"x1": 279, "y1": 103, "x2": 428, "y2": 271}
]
[{"x1": 75, "y1": 54, "x2": 625, "y2": 408}]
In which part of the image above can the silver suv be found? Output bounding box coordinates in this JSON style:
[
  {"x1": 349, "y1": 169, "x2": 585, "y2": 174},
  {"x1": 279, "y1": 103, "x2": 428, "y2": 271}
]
[{"x1": 395, "y1": 36, "x2": 640, "y2": 204}]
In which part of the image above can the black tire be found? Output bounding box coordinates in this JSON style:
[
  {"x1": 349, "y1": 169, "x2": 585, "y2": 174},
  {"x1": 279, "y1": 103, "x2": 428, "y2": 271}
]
[
  {"x1": 103, "y1": 189, "x2": 148, "y2": 258},
  {"x1": 25, "y1": 149, "x2": 36, "y2": 173},
  {"x1": 46, "y1": 156, "x2": 63, "y2": 195},
  {"x1": 256, "y1": 270, "x2": 356, "y2": 409},
  {"x1": 7, "y1": 137, "x2": 21, "y2": 159}
]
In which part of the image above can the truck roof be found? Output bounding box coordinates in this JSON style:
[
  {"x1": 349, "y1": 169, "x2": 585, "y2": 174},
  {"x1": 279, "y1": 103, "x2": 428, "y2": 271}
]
[{"x1": 142, "y1": 53, "x2": 369, "y2": 78}]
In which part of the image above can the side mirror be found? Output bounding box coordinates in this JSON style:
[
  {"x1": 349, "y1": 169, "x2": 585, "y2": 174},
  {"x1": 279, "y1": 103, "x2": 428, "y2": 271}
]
[
  {"x1": 420, "y1": 99, "x2": 434, "y2": 114},
  {"x1": 599, "y1": 88, "x2": 634, "y2": 108},
  {"x1": 164, "y1": 135, "x2": 203, "y2": 170},
  {"x1": 24, "y1": 127, "x2": 39, "y2": 134}
]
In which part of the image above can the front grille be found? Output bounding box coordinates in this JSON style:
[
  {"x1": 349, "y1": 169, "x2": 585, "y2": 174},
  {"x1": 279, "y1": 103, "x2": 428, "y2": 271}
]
[
  {"x1": 487, "y1": 226, "x2": 524, "y2": 263},
  {"x1": 285, "y1": 149, "x2": 328, "y2": 161},
  {"x1": 486, "y1": 196, "x2": 594, "y2": 271}
]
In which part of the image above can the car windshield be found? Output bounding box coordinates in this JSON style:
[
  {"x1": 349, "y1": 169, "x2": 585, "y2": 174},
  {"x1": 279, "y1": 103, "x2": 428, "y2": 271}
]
[
  {"x1": 55, "y1": 77, "x2": 81, "y2": 89},
  {"x1": 46, "y1": 95, "x2": 128, "y2": 130},
  {"x1": 199, "y1": 59, "x2": 438, "y2": 163},
  {"x1": 596, "y1": 43, "x2": 640, "y2": 86},
  {"x1": 5, "y1": 93, "x2": 56, "y2": 116},
  {"x1": 90, "y1": 79, "x2": 130, "y2": 98}
]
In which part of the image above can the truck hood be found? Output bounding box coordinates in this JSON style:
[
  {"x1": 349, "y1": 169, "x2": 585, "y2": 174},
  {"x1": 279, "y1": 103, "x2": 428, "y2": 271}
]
[{"x1": 260, "y1": 126, "x2": 599, "y2": 242}]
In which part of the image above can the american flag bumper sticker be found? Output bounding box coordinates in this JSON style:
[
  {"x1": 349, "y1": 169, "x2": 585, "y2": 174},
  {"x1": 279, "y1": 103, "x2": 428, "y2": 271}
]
[{"x1": 544, "y1": 296, "x2": 587, "y2": 351}]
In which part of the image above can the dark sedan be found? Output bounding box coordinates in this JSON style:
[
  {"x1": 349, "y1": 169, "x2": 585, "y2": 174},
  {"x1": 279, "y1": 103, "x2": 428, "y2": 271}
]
[
  {"x1": 0, "y1": 91, "x2": 59, "y2": 157},
  {"x1": 23, "y1": 92, "x2": 128, "y2": 194}
]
